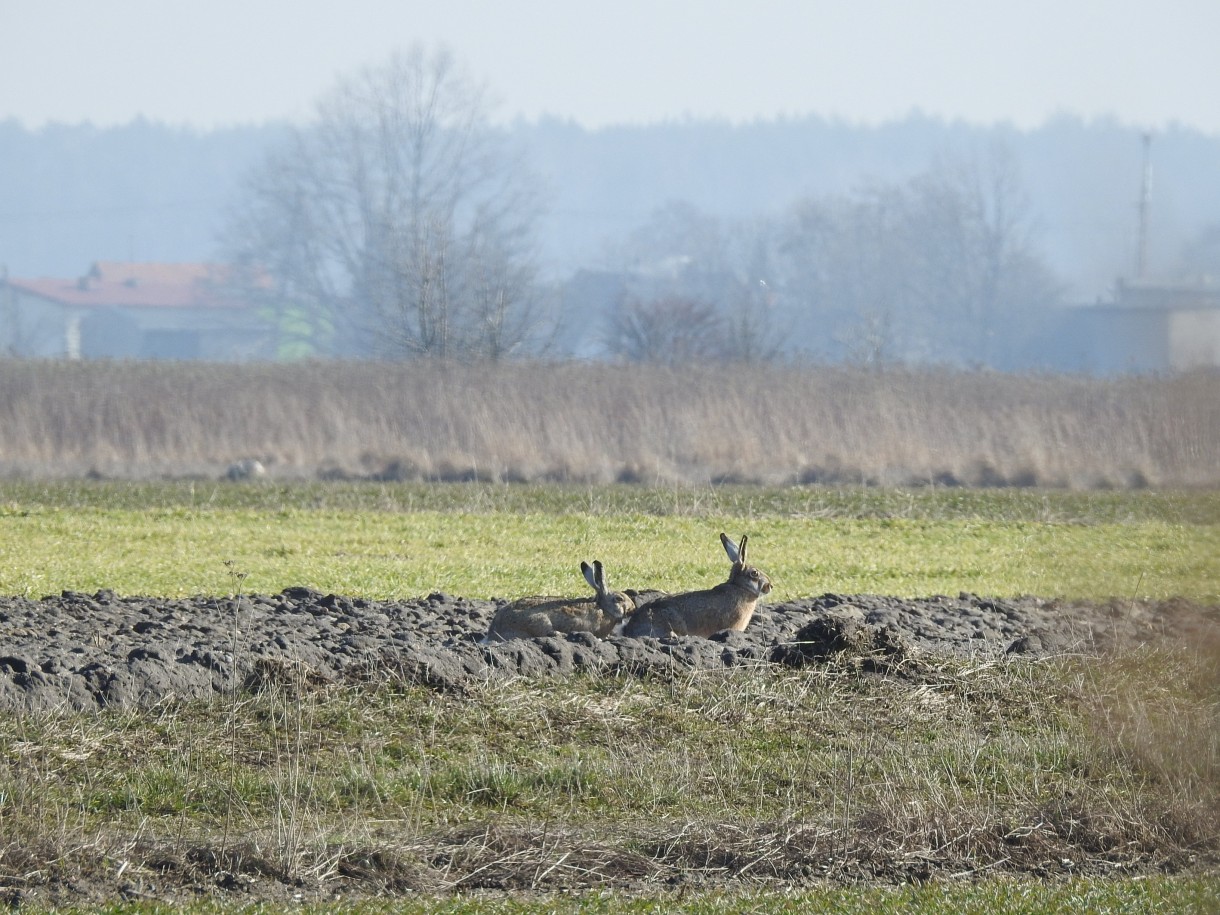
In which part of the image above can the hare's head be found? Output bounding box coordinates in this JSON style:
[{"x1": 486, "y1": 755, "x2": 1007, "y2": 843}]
[
  {"x1": 581, "y1": 559, "x2": 634, "y2": 621},
  {"x1": 721, "y1": 532, "x2": 772, "y2": 597}
]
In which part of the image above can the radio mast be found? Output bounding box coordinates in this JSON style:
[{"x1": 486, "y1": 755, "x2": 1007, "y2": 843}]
[{"x1": 1136, "y1": 131, "x2": 1152, "y2": 278}]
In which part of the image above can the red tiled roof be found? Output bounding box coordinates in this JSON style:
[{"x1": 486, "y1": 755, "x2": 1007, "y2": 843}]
[{"x1": 4, "y1": 261, "x2": 259, "y2": 309}]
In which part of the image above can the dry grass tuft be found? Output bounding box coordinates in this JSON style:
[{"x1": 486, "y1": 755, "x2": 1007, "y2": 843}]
[
  {"x1": 1, "y1": 645, "x2": 1218, "y2": 905},
  {"x1": 1077, "y1": 632, "x2": 1220, "y2": 854},
  {"x1": 1, "y1": 360, "x2": 1217, "y2": 486}
]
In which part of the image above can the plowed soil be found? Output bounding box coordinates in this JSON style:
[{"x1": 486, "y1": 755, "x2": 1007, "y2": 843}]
[{"x1": 2, "y1": 588, "x2": 1214, "y2": 711}]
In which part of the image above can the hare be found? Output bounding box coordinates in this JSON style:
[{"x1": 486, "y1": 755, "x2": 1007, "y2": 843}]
[
  {"x1": 623, "y1": 533, "x2": 771, "y2": 639},
  {"x1": 480, "y1": 560, "x2": 635, "y2": 643}
]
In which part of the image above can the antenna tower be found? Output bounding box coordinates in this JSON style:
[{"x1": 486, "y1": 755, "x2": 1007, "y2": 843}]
[{"x1": 1136, "y1": 131, "x2": 1152, "y2": 278}]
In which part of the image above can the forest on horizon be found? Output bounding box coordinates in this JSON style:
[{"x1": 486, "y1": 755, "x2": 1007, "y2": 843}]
[
  {"x1": 3, "y1": 111, "x2": 1218, "y2": 302},
  {"x1": 3, "y1": 73, "x2": 1220, "y2": 374}
]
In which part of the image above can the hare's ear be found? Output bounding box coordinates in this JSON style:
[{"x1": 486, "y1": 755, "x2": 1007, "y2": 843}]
[
  {"x1": 738, "y1": 535, "x2": 749, "y2": 564},
  {"x1": 720, "y1": 532, "x2": 741, "y2": 564},
  {"x1": 593, "y1": 559, "x2": 607, "y2": 592},
  {"x1": 582, "y1": 560, "x2": 598, "y2": 591}
]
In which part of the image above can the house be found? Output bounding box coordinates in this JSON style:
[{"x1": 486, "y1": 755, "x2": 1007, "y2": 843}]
[
  {"x1": 1042, "y1": 278, "x2": 1220, "y2": 374},
  {"x1": 0, "y1": 261, "x2": 275, "y2": 360}
]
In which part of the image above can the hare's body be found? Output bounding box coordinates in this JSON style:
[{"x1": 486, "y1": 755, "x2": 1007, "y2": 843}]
[
  {"x1": 624, "y1": 588, "x2": 667, "y2": 610},
  {"x1": 483, "y1": 594, "x2": 622, "y2": 642},
  {"x1": 623, "y1": 581, "x2": 757, "y2": 638},
  {"x1": 481, "y1": 560, "x2": 633, "y2": 643},
  {"x1": 624, "y1": 533, "x2": 770, "y2": 639}
]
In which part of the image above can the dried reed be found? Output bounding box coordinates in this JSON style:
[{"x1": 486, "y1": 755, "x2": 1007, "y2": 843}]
[{"x1": 0, "y1": 360, "x2": 1216, "y2": 487}]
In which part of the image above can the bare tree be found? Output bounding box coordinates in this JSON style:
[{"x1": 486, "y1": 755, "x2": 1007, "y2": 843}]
[
  {"x1": 224, "y1": 46, "x2": 547, "y2": 359},
  {"x1": 718, "y1": 223, "x2": 786, "y2": 363},
  {"x1": 610, "y1": 295, "x2": 724, "y2": 364},
  {"x1": 603, "y1": 203, "x2": 785, "y2": 363},
  {"x1": 777, "y1": 145, "x2": 1062, "y2": 366},
  {"x1": 778, "y1": 189, "x2": 911, "y2": 362},
  {"x1": 913, "y1": 144, "x2": 1063, "y2": 365}
]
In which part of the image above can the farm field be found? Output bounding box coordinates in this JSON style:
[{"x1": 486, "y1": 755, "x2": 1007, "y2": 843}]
[
  {"x1": 1, "y1": 481, "x2": 1217, "y2": 600},
  {"x1": 0, "y1": 481, "x2": 1217, "y2": 912}
]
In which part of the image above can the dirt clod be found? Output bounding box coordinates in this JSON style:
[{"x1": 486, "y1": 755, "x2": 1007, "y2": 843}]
[{"x1": 1, "y1": 589, "x2": 1213, "y2": 711}]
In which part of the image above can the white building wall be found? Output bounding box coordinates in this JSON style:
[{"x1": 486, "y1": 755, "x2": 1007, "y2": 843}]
[
  {"x1": 0, "y1": 288, "x2": 75, "y2": 357},
  {"x1": 1169, "y1": 310, "x2": 1220, "y2": 371}
]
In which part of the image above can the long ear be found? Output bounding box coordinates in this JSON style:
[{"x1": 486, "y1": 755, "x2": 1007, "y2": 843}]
[
  {"x1": 593, "y1": 559, "x2": 606, "y2": 593},
  {"x1": 582, "y1": 560, "x2": 598, "y2": 591},
  {"x1": 720, "y1": 532, "x2": 740, "y2": 563},
  {"x1": 738, "y1": 535, "x2": 749, "y2": 564}
]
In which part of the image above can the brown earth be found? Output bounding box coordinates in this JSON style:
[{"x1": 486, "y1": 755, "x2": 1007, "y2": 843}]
[{"x1": 2, "y1": 588, "x2": 1215, "y2": 712}]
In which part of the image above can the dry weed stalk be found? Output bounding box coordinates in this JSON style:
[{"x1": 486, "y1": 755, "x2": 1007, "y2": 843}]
[{"x1": 1, "y1": 360, "x2": 1216, "y2": 486}]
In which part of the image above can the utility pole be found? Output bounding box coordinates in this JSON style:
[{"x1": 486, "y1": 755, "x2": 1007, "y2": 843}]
[{"x1": 1136, "y1": 131, "x2": 1152, "y2": 279}]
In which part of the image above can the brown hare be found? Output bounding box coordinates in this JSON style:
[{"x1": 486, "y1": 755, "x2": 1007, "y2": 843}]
[
  {"x1": 480, "y1": 560, "x2": 635, "y2": 643},
  {"x1": 623, "y1": 533, "x2": 771, "y2": 638}
]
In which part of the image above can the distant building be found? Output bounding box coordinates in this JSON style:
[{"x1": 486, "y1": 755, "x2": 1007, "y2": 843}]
[
  {"x1": 0, "y1": 261, "x2": 274, "y2": 360},
  {"x1": 1046, "y1": 279, "x2": 1220, "y2": 374}
]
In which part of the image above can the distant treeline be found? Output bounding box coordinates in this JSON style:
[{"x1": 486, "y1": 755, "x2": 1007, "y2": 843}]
[
  {"x1": 2, "y1": 113, "x2": 1218, "y2": 300},
  {"x1": 1, "y1": 359, "x2": 1216, "y2": 488}
]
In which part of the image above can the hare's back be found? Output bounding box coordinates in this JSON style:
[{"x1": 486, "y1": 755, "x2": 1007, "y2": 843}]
[
  {"x1": 530, "y1": 595, "x2": 623, "y2": 630},
  {"x1": 623, "y1": 595, "x2": 699, "y2": 637},
  {"x1": 623, "y1": 585, "x2": 757, "y2": 638},
  {"x1": 486, "y1": 596, "x2": 593, "y2": 639}
]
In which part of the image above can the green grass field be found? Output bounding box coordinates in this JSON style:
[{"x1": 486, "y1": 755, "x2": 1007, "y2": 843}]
[
  {"x1": 9, "y1": 877, "x2": 1216, "y2": 914},
  {"x1": 1, "y1": 482, "x2": 1217, "y2": 601},
  {"x1": 1, "y1": 482, "x2": 1217, "y2": 913}
]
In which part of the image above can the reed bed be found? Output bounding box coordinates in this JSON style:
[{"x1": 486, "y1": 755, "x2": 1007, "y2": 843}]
[{"x1": 0, "y1": 360, "x2": 1216, "y2": 487}]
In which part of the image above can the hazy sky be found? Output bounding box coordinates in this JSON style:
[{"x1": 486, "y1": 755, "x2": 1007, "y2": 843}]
[{"x1": 3, "y1": 0, "x2": 1218, "y2": 133}]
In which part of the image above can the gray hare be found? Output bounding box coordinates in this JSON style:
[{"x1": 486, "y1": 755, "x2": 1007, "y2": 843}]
[
  {"x1": 624, "y1": 533, "x2": 771, "y2": 638},
  {"x1": 481, "y1": 560, "x2": 634, "y2": 642}
]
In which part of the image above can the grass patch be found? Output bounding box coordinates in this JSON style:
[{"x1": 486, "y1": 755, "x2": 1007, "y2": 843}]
[
  {"x1": 0, "y1": 483, "x2": 1216, "y2": 909},
  {"x1": 3, "y1": 479, "x2": 1220, "y2": 522},
  {"x1": 1, "y1": 649, "x2": 1217, "y2": 906},
  {"x1": 5, "y1": 878, "x2": 1220, "y2": 912},
  {"x1": 3, "y1": 654, "x2": 1214, "y2": 837},
  {"x1": 0, "y1": 483, "x2": 1216, "y2": 600}
]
